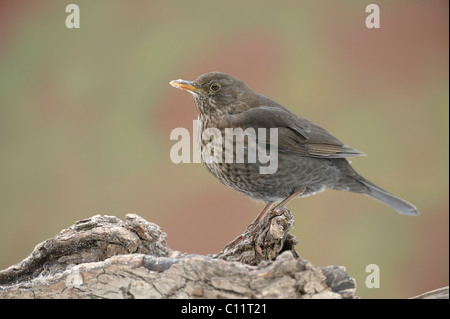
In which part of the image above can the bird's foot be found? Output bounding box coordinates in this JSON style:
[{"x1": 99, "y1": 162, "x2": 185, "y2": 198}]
[
  {"x1": 222, "y1": 207, "x2": 287, "y2": 251},
  {"x1": 222, "y1": 234, "x2": 244, "y2": 251},
  {"x1": 222, "y1": 221, "x2": 263, "y2": 251}
]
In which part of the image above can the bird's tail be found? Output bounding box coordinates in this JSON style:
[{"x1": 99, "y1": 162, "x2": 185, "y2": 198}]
[{"x1": 358, "y1": 178, "x2": 420, "y2": 216}]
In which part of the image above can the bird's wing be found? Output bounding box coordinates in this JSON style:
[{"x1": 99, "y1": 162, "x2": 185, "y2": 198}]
[{"x1": 224, "y1": 106, "x2": 365, "y2": 159}]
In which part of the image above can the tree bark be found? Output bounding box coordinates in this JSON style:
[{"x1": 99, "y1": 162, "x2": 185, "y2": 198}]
[
  {"x1": 0, "y1": 209, "x2": 356, "y2": 299},
  {"x1": 0, "y1": 209, "x2": 445, "y2": 299}
]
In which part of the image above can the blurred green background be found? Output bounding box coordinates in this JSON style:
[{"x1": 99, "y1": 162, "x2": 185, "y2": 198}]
[{"x1": 0, "y1": 0, "x2": 448, "y2": 298}]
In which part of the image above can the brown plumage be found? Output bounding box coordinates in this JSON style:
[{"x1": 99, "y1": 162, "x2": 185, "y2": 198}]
[{"x1": 170, "y1": 72, "x2": 419, "y2": 220}]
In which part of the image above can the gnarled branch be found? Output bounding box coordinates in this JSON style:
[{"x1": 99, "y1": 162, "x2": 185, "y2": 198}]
[{"x1": 0, "y1": 210, "x2": 355, "y2": 299}]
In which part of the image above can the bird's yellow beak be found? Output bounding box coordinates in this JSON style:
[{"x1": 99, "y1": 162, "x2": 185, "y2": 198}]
[{"x1": 169, "y1": 79, "x2": 199, "y2": 92}]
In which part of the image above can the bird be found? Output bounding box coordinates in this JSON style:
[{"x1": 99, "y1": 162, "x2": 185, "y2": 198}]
[{"x1": 169, "y1": 72, "x2": 419, "y2": 234}]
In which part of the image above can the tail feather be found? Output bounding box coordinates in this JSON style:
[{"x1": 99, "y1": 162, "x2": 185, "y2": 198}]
[{"x1": 361, "y1": 179, "x2": 420, "y2": 216}]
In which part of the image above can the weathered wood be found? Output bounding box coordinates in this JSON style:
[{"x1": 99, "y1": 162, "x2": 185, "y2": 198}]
[
  {"x1": 215, "y1": 208, "x2": 299, "y2": 265},
  {"x1": 0, "y1": 210, "x2": 356, "y2": 299},
  {"x1": 1, "y1": 210, "x2": 446, "y2": 299},
  {"x1": 410, "y1": 286, "x2": 449, "y2": 299}
]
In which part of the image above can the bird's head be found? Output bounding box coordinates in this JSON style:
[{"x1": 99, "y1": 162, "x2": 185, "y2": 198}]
[{"x1": 170, "y1": 72, "x2": 259, "y2": 117}]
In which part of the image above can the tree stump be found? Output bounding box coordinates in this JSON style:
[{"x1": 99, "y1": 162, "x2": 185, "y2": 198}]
[
  {"x1": 1, "y1": 208, "x2": 447, "y2": 299},
  {"x1": 0, "y1": 208, "x2": 360, "y2": 299},
  {"x1": 0, "y1": 209, "x2": 356, "y2": 299}
]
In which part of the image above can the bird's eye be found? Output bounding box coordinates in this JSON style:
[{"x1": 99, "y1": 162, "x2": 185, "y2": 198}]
[{"x1": 210, "y1": 83, "x2": 221, "y2": 92}]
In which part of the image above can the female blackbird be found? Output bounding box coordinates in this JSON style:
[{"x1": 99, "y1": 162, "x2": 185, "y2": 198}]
[{"x1": 170, "y1": 72, "x2": 419, "y2": 225}]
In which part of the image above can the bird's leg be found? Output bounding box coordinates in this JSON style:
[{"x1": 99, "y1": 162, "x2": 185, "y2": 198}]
[
  {"x1": 271, "y1": 187, "x2": 306, "y2": 212},
  {"x1": 222, "y1": 188, "x2": 306, "y2": 251},
  {"x1": 223, "y1": 202, "x2": 274, "y2": 250},
  {"x1": 247, "y1": 202, "x2": 274, "y2": 230}
]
